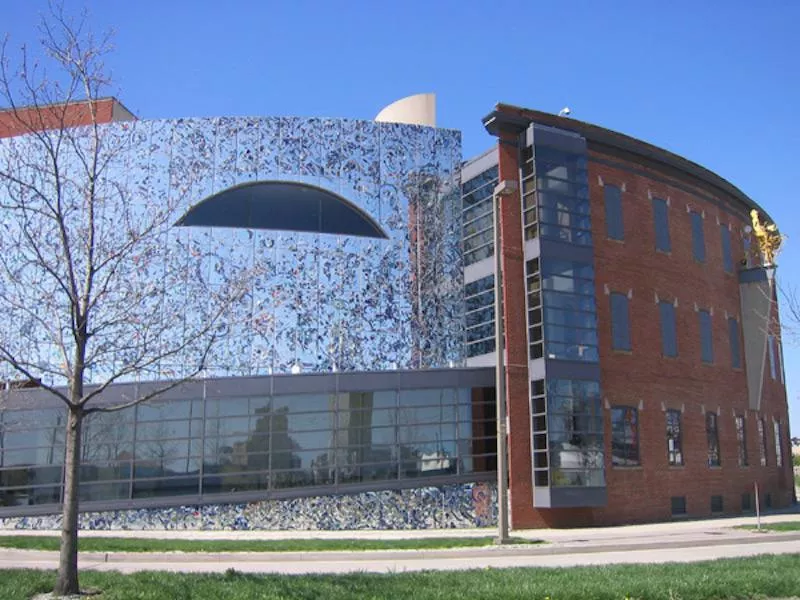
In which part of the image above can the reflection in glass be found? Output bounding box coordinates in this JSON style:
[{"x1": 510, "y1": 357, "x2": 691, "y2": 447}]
[{"x1": 0, "y1": 383, "x2": 495, "y2": 508}]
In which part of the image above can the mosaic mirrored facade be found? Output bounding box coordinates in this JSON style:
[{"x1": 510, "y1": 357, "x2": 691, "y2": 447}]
[{"x1": 0, "y1": 116, "x2": 463, "y2": 381}]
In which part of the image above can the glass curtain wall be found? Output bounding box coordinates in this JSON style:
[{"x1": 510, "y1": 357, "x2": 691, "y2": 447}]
[
  {"x1": 523, "y1": 125, "x2": 605, "y2": 501},
  {"x1": 0, "y1": 386, "x2": 496, "y2": 509}
]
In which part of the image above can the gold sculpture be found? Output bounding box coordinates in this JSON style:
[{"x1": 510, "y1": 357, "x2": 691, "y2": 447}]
[{"x1": 750, "y1": 209, "x2": 784, "y2": 265}]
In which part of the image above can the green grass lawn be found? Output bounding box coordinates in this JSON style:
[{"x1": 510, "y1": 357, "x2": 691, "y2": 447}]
[
  {"x1": 0, "y1": 534, "x2": 539, "y2": 553},
  {"x1": 2, "y1": 554, "x2": 799, "y2": 599},
  {"x1": 735, "y1": 520, "x2": 800, "y2": 533}
]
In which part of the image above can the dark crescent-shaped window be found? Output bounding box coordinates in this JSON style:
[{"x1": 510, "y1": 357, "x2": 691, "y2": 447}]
[{"x1": 176, "y1": 180, "x2": 388, "y2": 239}]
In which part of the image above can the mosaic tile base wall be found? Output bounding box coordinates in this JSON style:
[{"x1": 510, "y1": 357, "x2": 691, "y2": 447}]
[{"x1": 0, "y1": 483, "x2": 497, "y2": 530}]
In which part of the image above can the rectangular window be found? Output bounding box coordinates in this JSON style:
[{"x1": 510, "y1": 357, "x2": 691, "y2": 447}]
[
  {"x1": 698, "y1": 310, "x2": 714, "y2": 363},
  {"x1": 604, "y1": 184, "x2": 624, "y2": 240},
  {"x1": 741, "y1": 493, "x2": 752, "y2": 512},
  {"x1": 659, "y1": 301, "x2": 677, "y2": 357},
  {"x1": 710, "y1": 495, "x2": 723, "y2": 513},
  {"x1": 768, "y1": 335, "x2": 777, "y2": 380},
  {"x1": 728, "y1": 317, "x2": 741, "y2": 369},
  {"x1": 666, "y1": 409, "x2": 683, "y2": 466},
  {"x1": 691, "y1": 211, "x2": 706, "y2": 262},
  {"x1": 610, "y1": 293, "x2": 631, "y2": 351},
  {"x1": 736, "y1": 415, "x2": 748, "y2": 466},
  {"x1": 758, "y1": 418, "x2": 767, "y2": 466},
  {"x1": 652, "y1": 198, "x2": 671, "y2": 252},
  {"x1": 706, "y1": 412, "x2": 720, "y2": 467},
  {"x1": 611, "y1": 406, "x2": 639, "y2": 466},
  {"x1": 671, "y1": 496, "x2": 686, "y2": 515},
  {"x1": 774, "y1": 420, "x2": 783, "y2": 467},
  {"x1": 720, "y1": 224, "x2": 733, "y2": 273}
]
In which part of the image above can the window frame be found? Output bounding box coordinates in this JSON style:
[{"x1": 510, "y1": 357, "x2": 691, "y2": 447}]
[
  {"x1": 690, "y1": 211, "x2": 706, "y2": 263},
  {"x1": 610, "y1": 292, "x2": 632, "y2": 351},
  {"x1": 603, "y1": 184, "x2": 624, "y2": 241},
  {"x1": 666, "y1": 409, "x2": 683, "y2": 466},
  {"x1": 728, "y1": 317, "x2": 742, "y2": 369},
  {"x1": 659, "y1": 301, "x2": 678, "y2": 357},
  {"x1": 698, "y1": 309, "x2": 714, "y2": 364},
  {"x1": 652, "y1": 198, "x2": 671, "y2": 253},
  {"x1": 720, "y1": 223, "x2": 734, "y2": 273},
  {"x1": 735, "y1": 415, "x2": 748, "y2": 467},
  {"x1": 706, "y1": 412, "x2": 720, "y2": 467},
  {"x1": 610, "y1": 406, "x2": 640, "y2": 467}
]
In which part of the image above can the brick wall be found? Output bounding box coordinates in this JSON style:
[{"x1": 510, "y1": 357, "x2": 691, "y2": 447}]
[
  {"x1": 588, "y1": 147, "x2": 792, "y2": 525},
  {"x1": 0, "y1": 98, "x2": 121, "y2": 138}
]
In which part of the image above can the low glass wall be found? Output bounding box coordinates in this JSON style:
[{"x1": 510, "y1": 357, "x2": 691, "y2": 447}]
[{"x1": 0, "y1": 369, "x2": 496, "y2": 511}]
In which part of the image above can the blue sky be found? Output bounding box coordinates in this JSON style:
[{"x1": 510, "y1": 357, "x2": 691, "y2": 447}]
[{"x1": 4, "y1": 1, "x2": 800, "y2": 434}]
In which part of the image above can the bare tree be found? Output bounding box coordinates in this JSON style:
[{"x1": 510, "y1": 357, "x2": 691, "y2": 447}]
[{"x1": 0, "y1": 6, "x2": 252, "y2": 595}]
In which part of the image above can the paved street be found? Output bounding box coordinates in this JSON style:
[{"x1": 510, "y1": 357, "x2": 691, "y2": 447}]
[{"x1": 1, "y1": 512, "x2": 799, "y2": 574}]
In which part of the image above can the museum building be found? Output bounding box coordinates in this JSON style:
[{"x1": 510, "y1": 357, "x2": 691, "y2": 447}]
[{"x1": 0, "y1": 95, "x2": 792, "y2": 529}]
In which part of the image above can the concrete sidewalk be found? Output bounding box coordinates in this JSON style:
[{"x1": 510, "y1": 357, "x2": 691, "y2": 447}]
[
  {"x1": 0, "y1": 511, "x2": 799, "y2": 574},
  {"x1": 0, "y1": 530, "x2": 798, "y2": 574}
]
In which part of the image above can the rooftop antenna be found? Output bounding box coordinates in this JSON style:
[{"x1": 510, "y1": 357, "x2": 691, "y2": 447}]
[{"x1": 558, "y1": 107, "x2": 571, "y2": 117}]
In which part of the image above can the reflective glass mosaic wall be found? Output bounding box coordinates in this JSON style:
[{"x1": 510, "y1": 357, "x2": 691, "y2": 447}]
[{"x1": 0, "y1": 117, "x2": 463, "y2": 379}]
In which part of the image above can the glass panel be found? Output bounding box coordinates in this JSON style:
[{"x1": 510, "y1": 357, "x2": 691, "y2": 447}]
[
  {"x1": 736, "y1": 416, "x2": 748, "y2": 466},
  {"x1": 202, "y1": 471, "x2": 269, "y2": 494},
  {"x1": 768, "y1": 336, "x2": 777, "y2": 379},
  {"x1": 604, "y1": 185, "x2": 624, "y2": 240},
  {"x1": 611, "y1": 407, "x2": 639, "y2": 466},
  {"x1": 547, "y1": 379, "x2": 604, "y2": 487},
  {"x1": 728, "y1": 318, "x2": 741, "y2": 368},
  {"x1": 610, "y1": 293, "x2": 631, "y2": 351},
  {"x1": 706, "y1": 413, "x2": 720, "y2": 467},
  {"x1": 132, "y1": 477, "x2": 199, "y2": 498},
  {"x1": 691, "y1": 212, "x2": 706, "y2": 262},
  {"x1": 720, "y1": 224, "x2": 733, "y2": 273},
  {"x1": 652, "y1": 198, "x2": 671, "y2": 252},
  {"x1": 666, "y1": 410, "x2": 683, "y2": 466},
  {"x1": 659, "y1": 302, "x2": 678, "y2": 357},
  {"x1": 699, "y1": 310, "x2": 714, "y2": 363},
  {"x1": 774, "y1": 420, "x2": 783, "y2": 467}
]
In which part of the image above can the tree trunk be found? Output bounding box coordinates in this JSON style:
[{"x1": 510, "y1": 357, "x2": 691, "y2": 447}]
[{"x1": 54, "y1": 405, "x2": 82, "y2": 596}]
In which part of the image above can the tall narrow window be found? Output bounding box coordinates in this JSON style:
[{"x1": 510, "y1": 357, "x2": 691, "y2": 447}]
[
  {"x1": 653, "y1": 198, "x2": 671, "y2": 252},
  {"x1": 736, "y1": 415, "x2": 748, "y2": 466},
  {"x1": 768, "y1": 335, "x2": 777, "y2": 379},
  {"x1": 698, "y1": 310, "x2": 714, "y2": 364},
  {"x1": 758, "y1": 418, "x2": 768, "y2": 466},
  {"x1": 611, "y1": 406, "x2": 639, "y2": 466},
  {"x1": 610, "y1": 293, "x2": 631, "y2": 351},
  {"x1": 774, "y1": 420, "x2": 783, "y2": 467},
  {"x1": 666, "y1": 409, "x2": 683, "y2": 466},
  {"x1": 659, "y1": 301, "x2": 678, "y2": 357},
  {"x1": 720, "y1": 224, "x2": 733, "y2": 273},
  {"x1": 728, "y1": 317, "x2": 741, "y2": 369},
  {"x1": 691, "y1": 211, "x2": 706, "y2": 262},
  {"x1": 604, "y1": 185, "x2": 624, "y2": 241},
  {"x1": 706, "y1": 412, "x2": 720, "y2": 467}
]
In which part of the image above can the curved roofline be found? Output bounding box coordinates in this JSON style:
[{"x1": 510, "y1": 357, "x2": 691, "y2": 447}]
[
  {"x1": 482, "y1": 103, "x2": 773, "y2": 224},
  {"x1": 375, "y1": 93, "x2": 436, "y2": 127},
  {"x1": 176, "y1": 180, "x2": 389, "y2": 239}
]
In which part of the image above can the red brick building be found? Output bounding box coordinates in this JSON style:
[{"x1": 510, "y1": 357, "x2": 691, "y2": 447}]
[
  {"x1": 465, "y1": 103, "x2": 793, "y2": 527},
  {"x1": 0, "y1": 97, "x2": 133, "y2": 138}
]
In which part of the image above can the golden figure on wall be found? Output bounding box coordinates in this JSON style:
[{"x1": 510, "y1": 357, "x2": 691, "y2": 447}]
[{"x1": 750, "y1": 209, "x2": 784, "y2": 265}]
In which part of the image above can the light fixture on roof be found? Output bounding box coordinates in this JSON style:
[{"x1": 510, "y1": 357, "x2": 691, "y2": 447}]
[{"x1": 558, "y1": 107, "x2": 571, "y2": 117}]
